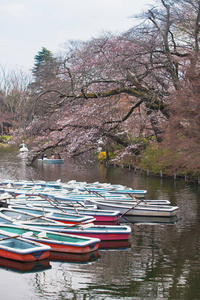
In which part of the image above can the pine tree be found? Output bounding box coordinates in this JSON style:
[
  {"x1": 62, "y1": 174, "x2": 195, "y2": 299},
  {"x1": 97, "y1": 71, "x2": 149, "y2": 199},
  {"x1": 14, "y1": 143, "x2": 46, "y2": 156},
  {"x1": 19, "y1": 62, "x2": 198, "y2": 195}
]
[{"x1": 32, "y1": 47, "x2": 57, "y2": 83}]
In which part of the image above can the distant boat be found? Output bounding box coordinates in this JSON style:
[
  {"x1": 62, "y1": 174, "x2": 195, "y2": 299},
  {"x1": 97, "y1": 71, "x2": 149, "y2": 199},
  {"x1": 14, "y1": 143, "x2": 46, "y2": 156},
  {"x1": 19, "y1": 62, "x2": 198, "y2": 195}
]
[
  {"x1": 19, "y1": 143, "x2": 29, "y2": 152},
  {"x1": 60, "y1": 181, "x2": 147, "y2": 198},
  {"x1": 38, "y1": 159, "x2": 64, "y2": 164}
]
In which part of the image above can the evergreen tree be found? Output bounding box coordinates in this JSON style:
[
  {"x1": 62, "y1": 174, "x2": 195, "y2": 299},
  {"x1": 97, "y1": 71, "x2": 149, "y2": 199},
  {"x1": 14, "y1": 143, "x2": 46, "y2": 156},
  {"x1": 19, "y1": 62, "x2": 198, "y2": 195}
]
[{"x1": 32, "y1": 47, "x2": 58, "y2": 83}]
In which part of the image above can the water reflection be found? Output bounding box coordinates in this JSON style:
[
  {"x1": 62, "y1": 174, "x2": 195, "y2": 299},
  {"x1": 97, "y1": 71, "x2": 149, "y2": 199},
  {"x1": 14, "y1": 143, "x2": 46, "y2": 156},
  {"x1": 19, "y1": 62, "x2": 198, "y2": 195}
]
[
  {"x1": 0, "y1": 149, "x2": 200, "y2": 299},
  {"x1": 119, "y1": 215, "x2": 178, "y2": 224},
  {"x1": 49, "y1": 250, "x2": 100, "y2": 263},
  {"x1": 0, "y1": 257, "x2": 51, "y2": 273},
  {"x1": 99, "y1": 239, "x2": 131, "y2": 250}
]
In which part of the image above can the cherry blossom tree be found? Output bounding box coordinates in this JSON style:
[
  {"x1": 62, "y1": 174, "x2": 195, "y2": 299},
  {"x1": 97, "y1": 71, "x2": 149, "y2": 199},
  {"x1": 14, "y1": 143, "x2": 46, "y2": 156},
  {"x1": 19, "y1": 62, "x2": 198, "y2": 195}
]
[{"x1": 19, "y1": 0, "x2": 200, "y2": 173}]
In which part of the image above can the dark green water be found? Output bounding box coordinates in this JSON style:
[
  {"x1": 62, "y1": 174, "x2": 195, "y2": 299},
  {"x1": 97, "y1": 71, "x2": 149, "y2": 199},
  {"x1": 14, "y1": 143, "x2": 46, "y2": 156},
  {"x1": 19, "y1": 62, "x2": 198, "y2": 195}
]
[{"x1": 0, "y1": 149, "x2": 200, "y2": 300}]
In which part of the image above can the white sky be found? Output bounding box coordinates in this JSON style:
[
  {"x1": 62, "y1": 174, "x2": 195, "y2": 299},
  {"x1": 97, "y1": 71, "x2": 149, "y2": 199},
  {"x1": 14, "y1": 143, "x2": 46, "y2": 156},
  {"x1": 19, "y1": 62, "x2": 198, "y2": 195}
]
[{"x1": 0, "y1": 0, "x2": 155, "y2": 71}]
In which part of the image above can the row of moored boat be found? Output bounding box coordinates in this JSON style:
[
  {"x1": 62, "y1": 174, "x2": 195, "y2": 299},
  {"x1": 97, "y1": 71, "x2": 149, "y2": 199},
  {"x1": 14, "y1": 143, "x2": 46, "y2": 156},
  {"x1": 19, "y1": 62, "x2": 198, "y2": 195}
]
[{"x1": 0, "y1": 179, "x2": 178, "y2": 263}]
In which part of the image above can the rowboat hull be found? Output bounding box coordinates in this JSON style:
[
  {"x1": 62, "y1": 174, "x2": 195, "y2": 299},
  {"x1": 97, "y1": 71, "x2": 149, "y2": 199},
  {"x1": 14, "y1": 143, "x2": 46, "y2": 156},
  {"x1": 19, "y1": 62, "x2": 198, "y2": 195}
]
[
  {"x1": 0, "y1": 225, "x2": 100, "y2": 254},
  {"x1": 38, "y1": 239, "x2": 99, "y2": 253},
  {"x1": 14, "y1": 223, "x2": 131, "y2": 241},
  {"x1": 25, "y1": 205, "x2": 120, "y2": 223},
  {"x1": 60, "y1": 230, "x2": 130, "y2": 241},
  {"x1": 90, "y1": 200, "x2": 179, "y2": 217},
  {"x1": 0, "y1": 208, "x2": 60, "y2": 225},
  {"x1": 38, "y1": 159, "x2": 64, "y2": 164},
  {"x1": 0, "y1": 230, "x2": 51, "y2": 262},
  {"x1": 9, "y1": 205, "x2": 95, "y2": 225},
  {"x1": 76, "y1": 187, "x2": 147, "y2": 198},
  {"x1": 0, "y1": 247, "x2": 50, "y2": 262},
  {"x1": 4, "y1": 195, "x2": 96, "y2": 209},
  {"x1": 85, "y1": 198, "x2": 171, "y2": 206}
]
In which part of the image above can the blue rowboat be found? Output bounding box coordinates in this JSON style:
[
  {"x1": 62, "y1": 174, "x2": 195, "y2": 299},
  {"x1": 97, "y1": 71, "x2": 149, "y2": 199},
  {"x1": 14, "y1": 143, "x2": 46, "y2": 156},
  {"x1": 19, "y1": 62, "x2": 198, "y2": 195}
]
[
  {"x1": 9, "y1": 205, "x2": 95, "y2": 225},
  {"x1": 38, "y1": 159, "x2": 64, "y2": 164},
  {"x1": 9, "y1": 204, "x2": 119, "y2": 224},
  {"x1": 0, "y1": 208, "x2": 61, "y2": 225},
  {"x1": 3, "y1": 197, "x2": 97, "y2": 210}
]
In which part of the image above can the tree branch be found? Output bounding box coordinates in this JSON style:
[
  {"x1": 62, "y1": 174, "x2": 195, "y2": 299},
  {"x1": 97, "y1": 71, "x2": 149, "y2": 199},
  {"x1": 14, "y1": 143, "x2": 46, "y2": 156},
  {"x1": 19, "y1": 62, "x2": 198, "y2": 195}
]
[{"x1": 104, "y1": 99, "x2": 144, "y2": 125}]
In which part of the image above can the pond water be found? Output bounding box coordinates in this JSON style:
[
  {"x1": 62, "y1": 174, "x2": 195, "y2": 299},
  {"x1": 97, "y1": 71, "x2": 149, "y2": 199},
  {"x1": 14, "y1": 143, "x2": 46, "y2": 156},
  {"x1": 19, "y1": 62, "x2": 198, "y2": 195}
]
[{"x1": 0, "y1": 149, "x2": 200, "y2": 299}]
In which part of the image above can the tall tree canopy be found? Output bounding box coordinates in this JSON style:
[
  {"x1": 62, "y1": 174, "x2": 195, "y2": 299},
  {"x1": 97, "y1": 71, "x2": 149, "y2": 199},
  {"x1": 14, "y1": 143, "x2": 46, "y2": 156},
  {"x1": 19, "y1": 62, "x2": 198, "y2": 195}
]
[
  {"x1": 2, "y1": 0, "x2": 200, "y2": 175},
  {"x1": 33, "y1": 47, "x2": 55, "y2": 79}
]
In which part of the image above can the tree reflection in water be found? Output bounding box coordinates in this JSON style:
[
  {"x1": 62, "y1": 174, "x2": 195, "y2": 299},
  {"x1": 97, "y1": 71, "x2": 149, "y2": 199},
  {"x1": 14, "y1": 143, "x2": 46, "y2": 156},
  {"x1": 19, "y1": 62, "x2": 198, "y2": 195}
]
[{"x1": 0, "y1": 150, "x2": 200, "y2": 299}]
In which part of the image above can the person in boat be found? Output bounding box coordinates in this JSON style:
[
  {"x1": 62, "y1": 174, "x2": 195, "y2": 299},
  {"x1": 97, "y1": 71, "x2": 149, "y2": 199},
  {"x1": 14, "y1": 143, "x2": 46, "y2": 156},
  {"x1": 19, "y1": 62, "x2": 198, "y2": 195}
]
[
  {"x1": 43, "y1": 154, "x2": 48, "y2": 160},
  {"x1": 51, "y1": 153, "x2": 55, "y2": 159},
  {"x1": 57, "y1": 153, "x2": 62, "y2": 159}
]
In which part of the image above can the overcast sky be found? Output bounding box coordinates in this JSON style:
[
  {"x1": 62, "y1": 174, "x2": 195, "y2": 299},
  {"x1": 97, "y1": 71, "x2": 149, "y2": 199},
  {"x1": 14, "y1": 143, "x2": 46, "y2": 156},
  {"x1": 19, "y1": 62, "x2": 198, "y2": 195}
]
[{"x1": 0, "y1": 0, "x2": 154, "y2": 71}]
